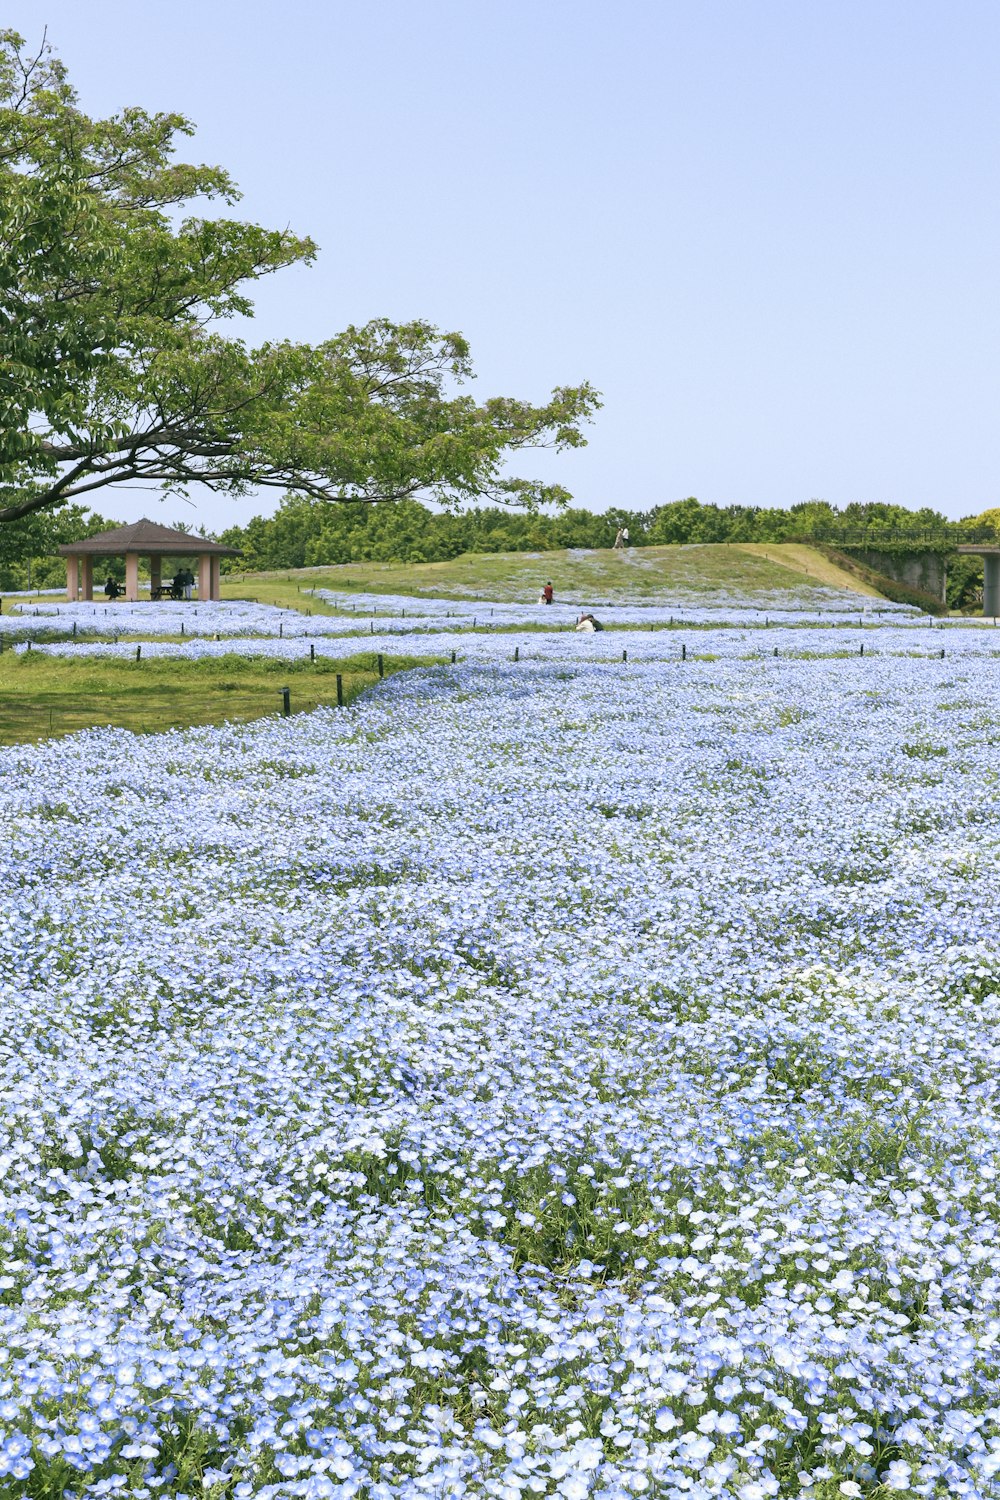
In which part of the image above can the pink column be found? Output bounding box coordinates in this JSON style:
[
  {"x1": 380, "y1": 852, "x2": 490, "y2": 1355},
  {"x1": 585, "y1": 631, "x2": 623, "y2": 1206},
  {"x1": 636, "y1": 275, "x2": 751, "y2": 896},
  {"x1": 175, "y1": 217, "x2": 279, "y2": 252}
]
[
  {"x1": 210, "y1": 556, "x2": 221, "y2": 600},
  {"x1": 65, "y1": 555, "x2": 79, "y2": 601},
  {"x1": 198, "y1": 554, "x2": 211, "y2": 599},
  {"x1": 81, "y1": 556, "x2": 94, "y2": 601},
  {"x1": 149, "y1": 556, "x2": 161, "y2": 596},
  {"x1": 125, "y1": 552, "x2": 140, "y2": 602}
]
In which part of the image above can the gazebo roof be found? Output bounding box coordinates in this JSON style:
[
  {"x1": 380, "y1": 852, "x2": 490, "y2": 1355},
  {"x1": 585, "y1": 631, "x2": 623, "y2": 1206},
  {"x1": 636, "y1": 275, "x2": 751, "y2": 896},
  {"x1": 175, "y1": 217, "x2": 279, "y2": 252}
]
[{"x1": 58, "y1": 518, "x2": 240, "y2": 557}]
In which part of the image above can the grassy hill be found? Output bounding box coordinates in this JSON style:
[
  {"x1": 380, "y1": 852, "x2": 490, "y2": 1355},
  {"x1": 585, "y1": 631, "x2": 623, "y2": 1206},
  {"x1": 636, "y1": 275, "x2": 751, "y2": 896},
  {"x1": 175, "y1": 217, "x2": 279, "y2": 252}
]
[{"x1": 224, "y1": 543, "x2": 885, "y2": 609}]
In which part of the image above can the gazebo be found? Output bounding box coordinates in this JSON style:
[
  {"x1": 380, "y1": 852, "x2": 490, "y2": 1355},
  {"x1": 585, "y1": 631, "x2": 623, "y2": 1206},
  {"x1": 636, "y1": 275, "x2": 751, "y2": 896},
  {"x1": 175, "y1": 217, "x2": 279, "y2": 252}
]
[{"x1": 58, "y1": 519, "x2": 241, "y2": 602}]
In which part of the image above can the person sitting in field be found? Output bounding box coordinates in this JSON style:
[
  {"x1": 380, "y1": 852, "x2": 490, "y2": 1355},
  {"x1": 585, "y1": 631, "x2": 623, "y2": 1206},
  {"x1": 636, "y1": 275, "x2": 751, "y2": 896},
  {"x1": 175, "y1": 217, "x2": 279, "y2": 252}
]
[
  {"x1": 576, "y1": 612, "x2": 603, "y2": 632},
  {"x1": 104, "y1": 577, "x2": 121, "y2": 600}
]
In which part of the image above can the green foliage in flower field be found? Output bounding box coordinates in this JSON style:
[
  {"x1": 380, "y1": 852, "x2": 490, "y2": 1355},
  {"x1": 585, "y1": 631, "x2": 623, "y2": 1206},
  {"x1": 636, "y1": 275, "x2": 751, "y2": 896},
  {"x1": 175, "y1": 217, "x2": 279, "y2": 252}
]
[{"x1": 0, "y1": 650, "x2": 425, "y2": 744}]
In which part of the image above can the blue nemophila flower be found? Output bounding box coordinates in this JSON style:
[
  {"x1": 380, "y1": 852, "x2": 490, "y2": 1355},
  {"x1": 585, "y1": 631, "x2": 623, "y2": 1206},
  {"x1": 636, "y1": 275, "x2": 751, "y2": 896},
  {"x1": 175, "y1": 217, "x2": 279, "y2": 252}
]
[{"x1": 0, "y1": 598, "x2": 998, "y2": 1495}]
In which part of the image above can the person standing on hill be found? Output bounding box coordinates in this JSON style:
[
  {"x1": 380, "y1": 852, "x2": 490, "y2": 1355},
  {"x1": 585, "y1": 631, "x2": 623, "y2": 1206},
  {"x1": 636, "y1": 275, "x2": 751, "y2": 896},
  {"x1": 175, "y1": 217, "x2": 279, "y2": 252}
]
[
  {"x1": 613, "y1": 527, "x2": 624, "y2": 549},
  {"x1": 542, "y1": 581, "x2": 554, "y2": 605}
]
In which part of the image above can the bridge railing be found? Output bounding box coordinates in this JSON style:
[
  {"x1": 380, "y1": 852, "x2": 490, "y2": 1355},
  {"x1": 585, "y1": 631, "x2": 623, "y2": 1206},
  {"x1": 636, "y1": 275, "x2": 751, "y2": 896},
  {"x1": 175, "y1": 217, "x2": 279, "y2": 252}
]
[{"x1": 792, "y1": 528, "x2": 1000, "y2": 548}]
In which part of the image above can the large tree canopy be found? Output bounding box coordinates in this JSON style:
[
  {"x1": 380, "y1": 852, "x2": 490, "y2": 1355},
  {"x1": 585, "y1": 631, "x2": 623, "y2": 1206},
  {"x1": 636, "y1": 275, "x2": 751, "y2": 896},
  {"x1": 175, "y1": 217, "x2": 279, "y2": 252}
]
[{"x1": 0, "y1": 32, "x2": 600, "y2": 524}]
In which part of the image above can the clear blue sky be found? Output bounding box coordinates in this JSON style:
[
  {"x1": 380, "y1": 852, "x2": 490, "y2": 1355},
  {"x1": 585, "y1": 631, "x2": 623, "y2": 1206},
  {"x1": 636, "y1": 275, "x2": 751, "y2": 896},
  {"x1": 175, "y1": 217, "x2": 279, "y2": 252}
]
[{"x1": 10, "y1": 0, "x2": 1000, "y2": 528}]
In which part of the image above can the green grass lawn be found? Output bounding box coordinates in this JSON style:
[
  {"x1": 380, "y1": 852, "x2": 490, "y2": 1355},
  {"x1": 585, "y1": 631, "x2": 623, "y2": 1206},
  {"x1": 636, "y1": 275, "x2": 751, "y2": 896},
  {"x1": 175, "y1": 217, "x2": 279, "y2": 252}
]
[
  {"x1": 233, "y1": 543, "x2": 882, "y2": 608},
  {"x1": 0, "y1": 651, "x2": 425, "y2": 746},
  {"x1": 219, "y1": 574, "x2": 344, "y2": 614}
]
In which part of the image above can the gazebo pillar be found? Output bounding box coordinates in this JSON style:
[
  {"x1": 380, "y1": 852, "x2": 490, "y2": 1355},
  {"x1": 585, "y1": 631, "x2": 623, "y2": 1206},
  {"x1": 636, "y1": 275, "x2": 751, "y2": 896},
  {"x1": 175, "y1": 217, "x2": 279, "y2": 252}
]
[
  {"x1": 210, "y1": 556, "x2": 221, "y2": 600},
  {"x1": 124, "y1": 552, "x2": 140, "y2": 602},
  {"x1": 65, "y1": 555, "x2": 79, "y2": 602},
  {"x1": 198, "y1": 553, "x2": 212, "y2": 601},
  {"x1": 80, "y1": 556, "x2": 94, "y2": 601},
  {"x1": 149, "y1": 556, "x2": 161, "y2": 596}
]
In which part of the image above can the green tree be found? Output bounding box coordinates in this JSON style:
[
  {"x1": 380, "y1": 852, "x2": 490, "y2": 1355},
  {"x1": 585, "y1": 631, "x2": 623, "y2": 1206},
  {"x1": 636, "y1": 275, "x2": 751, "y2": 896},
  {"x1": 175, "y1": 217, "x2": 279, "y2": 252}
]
[
  {"x1": 646, "y1": 498, "x2": 739, "y2": 544},
  {"x1": 0, "y1": 32, "x2": 600, "y2": 526},
  {"x1": 0, "y1": 504, "x2": 120, "y2": 590},
  {"x1": 969, "y1": 507, "x2": 1000, "y2": 537},
  {"x1": 784, "y1": 499, "x2": 838, "y2": 536}
]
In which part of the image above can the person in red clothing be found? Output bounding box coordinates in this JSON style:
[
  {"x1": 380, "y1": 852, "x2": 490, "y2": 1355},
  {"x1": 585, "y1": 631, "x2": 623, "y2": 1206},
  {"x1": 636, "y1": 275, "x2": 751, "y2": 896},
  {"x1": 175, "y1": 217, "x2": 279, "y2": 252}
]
[{"x1": 542, "y1": 581, "x2": 554, "y2": 604}]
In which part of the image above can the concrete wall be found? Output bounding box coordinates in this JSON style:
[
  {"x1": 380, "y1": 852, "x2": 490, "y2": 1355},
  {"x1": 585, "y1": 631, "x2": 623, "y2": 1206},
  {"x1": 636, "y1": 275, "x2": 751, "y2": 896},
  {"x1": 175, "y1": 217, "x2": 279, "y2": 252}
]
[
  {"x1": 983, "y1": 555, "x2": 1000, "y2": 617},
  {"x1": 842, "y1": 548, "x2": 947, "y2": 604}
]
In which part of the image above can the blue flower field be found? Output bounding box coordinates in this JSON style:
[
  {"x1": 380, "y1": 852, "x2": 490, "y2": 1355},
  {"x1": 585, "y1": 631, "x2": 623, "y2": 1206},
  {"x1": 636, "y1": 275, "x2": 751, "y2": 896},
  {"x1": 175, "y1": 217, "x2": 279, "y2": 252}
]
[{"x1": 1, "y1": 603, "x2": 999, "y2": 1498}]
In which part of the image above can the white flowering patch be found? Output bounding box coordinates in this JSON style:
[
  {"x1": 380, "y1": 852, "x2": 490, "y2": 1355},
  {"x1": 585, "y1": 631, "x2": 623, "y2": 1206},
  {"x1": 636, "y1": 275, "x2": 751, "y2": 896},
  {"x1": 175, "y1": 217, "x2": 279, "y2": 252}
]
[
  {"x1": 308, "y1": 578, "x2": 916, "y2": 615},
  {"x1": 1, "y1": 600, "x2": 316, "y2": 640},
  {"x1": 3, "y1": 591, "x2": 920, "y2": 646},
  {"x1": 1, "y1": 632, "x2": 1000, "y2": 1497},
  {"x1": 19, "y1": 616, "x2": 992, "y2": 669},
  {"x1": 307, "y1": 588, "x2": 919, "y2": 628}
]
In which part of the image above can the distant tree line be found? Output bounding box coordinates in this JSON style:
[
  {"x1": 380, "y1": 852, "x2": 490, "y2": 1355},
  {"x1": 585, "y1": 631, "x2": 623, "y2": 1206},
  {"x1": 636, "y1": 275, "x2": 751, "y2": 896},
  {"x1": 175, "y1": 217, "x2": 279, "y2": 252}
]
[
  {"x1": 215, "y1": 495, "x2": 995, "y2": 574},
  {"x1": 3, "y1": 495, "x2": 996, "y2": 611},
  {"x1": 216, "y1": 497, "x2": 644, "y2": 572}
]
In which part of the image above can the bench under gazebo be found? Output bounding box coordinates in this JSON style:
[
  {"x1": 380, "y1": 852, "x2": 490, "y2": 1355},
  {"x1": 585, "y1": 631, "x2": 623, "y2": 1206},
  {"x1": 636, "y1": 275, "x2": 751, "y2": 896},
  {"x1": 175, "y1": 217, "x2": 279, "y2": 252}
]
[{"x1": 59, "y1": 519, "x2": 241, "y2": 602}]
